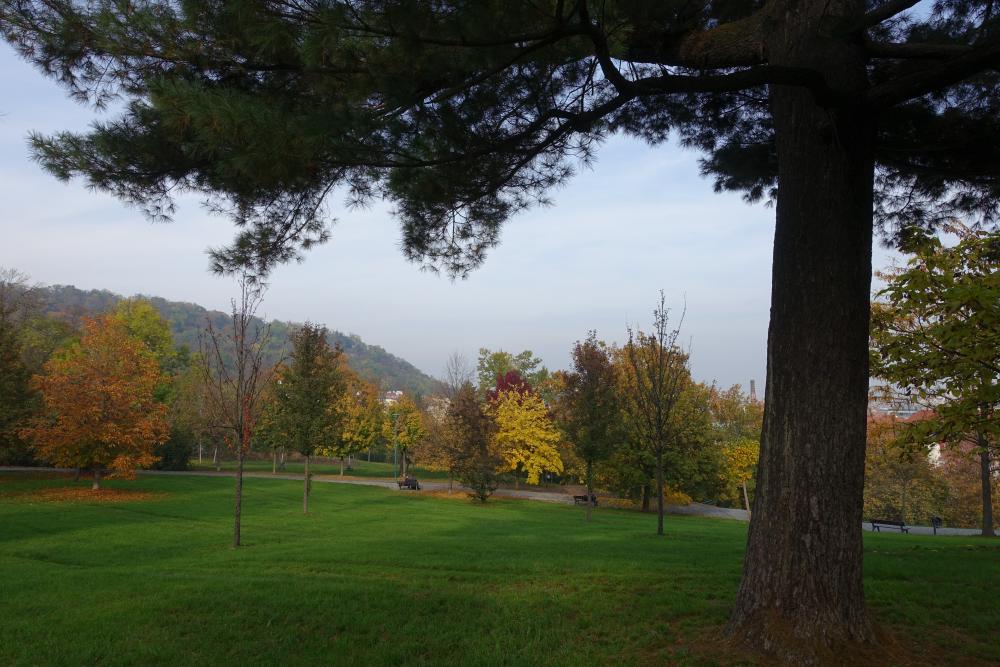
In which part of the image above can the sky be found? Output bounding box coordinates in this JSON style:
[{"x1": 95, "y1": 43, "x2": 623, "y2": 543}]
[{"x1": 0, "y1": 43, "x2": 898, "y2": 389}]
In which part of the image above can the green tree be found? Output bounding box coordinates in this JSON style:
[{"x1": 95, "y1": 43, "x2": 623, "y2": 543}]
[
  {"x1": 7, "y1": 0, "x2": 1000, "y2": 652},
  {"x1": 558, "y1": 332, "x2": 620, "y2": 521},
  {"x1": 476, "y1": 348, "x2": 548, "y2": 396},
  {"x1": 269, "y1": 323, "x2": 345, "y2": 513},
  {"x1": 0, "y1": 269, "x2": 41, "y2": 464},
  {"x1": 623, "y1": 294, "x2": 690, "y2": 536},
  {"x1": 871, "y1": 226, "x2": 1000, "y2": 536},
  {"x1": 110, "y1": 299, "x2": 177, "y2": 371}
]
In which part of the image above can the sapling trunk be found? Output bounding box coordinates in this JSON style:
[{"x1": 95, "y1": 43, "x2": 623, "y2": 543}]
[
  {"x1": 585, "y1": 460, "x2": 593, "y2": 522},
  {"x1": 303, "y1": 454, "x2": 310, "y2": 514},
  {"x1": 233, "y1": 449, "x2": 245, "y2": 547},
  {"x1": 656, "y1": 448, "x2": 664, "y2": 536},
  {"x1": 979, "y1": 434, "x2": 995, "y2": 537}
]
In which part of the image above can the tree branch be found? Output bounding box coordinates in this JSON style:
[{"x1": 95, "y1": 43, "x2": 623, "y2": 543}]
[
  {"x1": 867, "y1": 38, "x2": 1000, "y2": 108},
  {"x1": 866, "y1": 40, "x2": 975, "y2": 60},
  {"x1": 861, "y1": 0, "x2": 921, "y2": 29}
]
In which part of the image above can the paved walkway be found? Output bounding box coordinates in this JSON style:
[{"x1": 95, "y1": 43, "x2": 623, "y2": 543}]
[{"x1": 1, "y1": 466, "x2": 988, "y2": 535}]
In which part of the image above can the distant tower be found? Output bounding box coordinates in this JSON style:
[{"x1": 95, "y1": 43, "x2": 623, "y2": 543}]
[{"x1": 749, "y1": 379, "x2": 758, "y2": 403}]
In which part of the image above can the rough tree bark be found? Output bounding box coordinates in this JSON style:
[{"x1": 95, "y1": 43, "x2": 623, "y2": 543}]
[
  {"x1": 729, "y1": 1, "x2": 876, "y2": 658},
  {"x1": 978, "y1": 433, "x2": 995, "y2": 537},
  {"x1": 585, "y1": 460, "x2": 594, "y2": 522}
]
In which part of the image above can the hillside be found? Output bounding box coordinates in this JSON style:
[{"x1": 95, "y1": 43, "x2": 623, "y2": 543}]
[{"x1": 38, "y1": 284, "x2": 444, "y2": 399}]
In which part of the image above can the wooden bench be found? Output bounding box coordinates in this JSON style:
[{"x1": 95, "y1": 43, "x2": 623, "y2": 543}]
[
  {"x1": 573, "y1": 493, "x2": 597, "y2": 506},
  {"x1": 397, "y1": 476, "x2": 420, "y2": 491},
  {"x1": 870, "y1": 519, "x2": 909, "y2": 533}
]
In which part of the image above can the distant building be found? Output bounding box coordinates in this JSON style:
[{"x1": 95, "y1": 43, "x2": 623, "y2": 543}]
[{"x1": 381, "y1": 390, "x2": 404, "y2": 405}]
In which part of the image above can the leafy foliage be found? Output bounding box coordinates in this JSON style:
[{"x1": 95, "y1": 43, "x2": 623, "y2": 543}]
[
  {"x1": 21, "y1": 316, "x2": 169, "y2": 482},
  {"x1": 447, "y1": 383, "x2": 501, "y2": 503},
  {"x1": 491, "y1": 390, "x2": 563, "y2": 485},
  {"x1": 268, "y1": 323, "x2": 346, "y2": 458},
  {"x1": 871, "y1": 225, "x2": 1000, "y2": 532}
]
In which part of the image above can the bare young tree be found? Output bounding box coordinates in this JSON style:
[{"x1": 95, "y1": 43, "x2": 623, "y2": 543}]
[
  {"x1": 200, "y1": 273, "x2": 277, "y2": 548},
  {"x1": 0, "y1": 267, "x2": 41, "y2": 327},
  {"x1": 444, "y1": 351, "x2": 474, "y2": 398},
  {"x1": 625, "y1": 292, "x2": 689, "y2": 537}
]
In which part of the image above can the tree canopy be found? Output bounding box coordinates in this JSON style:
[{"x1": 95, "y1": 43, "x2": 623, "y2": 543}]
[{"x1": 21, "y1": 316, "x2": 168, "y2": 487}]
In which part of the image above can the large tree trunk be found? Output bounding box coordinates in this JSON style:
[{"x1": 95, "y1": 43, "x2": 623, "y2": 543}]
[
  {"x1": 978, "y1": 434, "x2": 995, "y2": 537},
  {"x1": 303, "y1": 454, "x2": 310, "y2": 514},
  {"x1": 91, "y1": 467, "x2": 101, "y2": 491},
  {"x1": 729, "y1": 4, "x2": 876, "y2": 659},
  {"x1": 234, "y1": 450, "x2": 244, "y2": 547},
  {"x1": 272, "y1": 449, "x2": 277, "y2": 474},
  {"x1": 585, "y1": 460, "x2": 593, "y2": 522},
  {"x1": 641, "y1": 483, "x2": 650, "y2": 513}
]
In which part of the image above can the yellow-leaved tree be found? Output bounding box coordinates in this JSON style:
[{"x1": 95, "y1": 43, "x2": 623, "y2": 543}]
[
  {"x1": 721, "y1": 437, "x2": 759, "y2": 515},
  {"x1": 23, "y1": 316, "x2": 168, "y2": 489},
  {"x1": 383, "y1": 394, "x2": 425, "y2": 477},
  {"x1": 329, "y1": 374, "x2": 384, "y2": 474},
  {"x1": 492, "y1": 389, "x2": 563, "y2": 486}
]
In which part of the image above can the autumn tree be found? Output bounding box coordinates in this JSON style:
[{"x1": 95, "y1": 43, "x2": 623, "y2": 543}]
[
  {"x1": 712, "y1": 385, "x2": 764, "y2": 512},
  {"x1": 863, "y1": 413, "x2": 949, "y2": 525},
  {"x1": 22, "y1": 316, "x2": 168, "y2": 488},
  {"x1": 415, "y1": 395, "x2": 464, "y2": 492},
  {"x1": 624, "y1": 295, "x2": 689, "y2": 536},
  {"x1": 335, "y1": 375, "x2": 385, "y2": 473},
  {"x1": 492, "y1": 388, "x2": 563, "y2": 488},
  {"x1": 448, "y1": 383, "x2": 501, "y2": 503},
  {"x1": 559, "y1": 332, "x2": 620, "y2": 521},
  {"x1": 871, "y1": 226, "x2": 1000, "y2": 536},
  {"x1": 200, "y1": 274, "x2": 275, "y2": 547},
  {"x1": 383, "y1": 394, "x2": 426, "y2": 477},
  {"x1": 110, "y1": 297, "x2": 194, "y2": 468},
  {"x1": 9, "y1": 0, "x2": 1000, "y2": 653},
  {"x1": 268, "y1": 323, "x2": 345, "y2": 513}
]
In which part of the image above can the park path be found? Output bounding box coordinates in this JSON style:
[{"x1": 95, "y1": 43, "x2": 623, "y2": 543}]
[{"x1": 1, "y1": 466, "x2": 985, "y2": 535}]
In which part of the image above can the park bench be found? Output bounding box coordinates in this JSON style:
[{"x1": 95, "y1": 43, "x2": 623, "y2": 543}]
[
  {"x1": 397, "y1": 476, "x2": 420, "y2": 491},
  {"x1": 870, "y1": 519, "x2": 909, "y2": 534},
  {"x1": 573, "y1": 493, "x2": 597, "y2": 507}
]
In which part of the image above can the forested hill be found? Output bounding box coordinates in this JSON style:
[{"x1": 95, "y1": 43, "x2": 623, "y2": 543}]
[{"x1": 38, "y1": 284, "x2": 444, "y2": 399}]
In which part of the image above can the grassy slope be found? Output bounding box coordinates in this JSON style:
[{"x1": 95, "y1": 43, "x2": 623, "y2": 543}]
[{"x1": 0, "y1": 473, "x2": 997, "y2": 666}]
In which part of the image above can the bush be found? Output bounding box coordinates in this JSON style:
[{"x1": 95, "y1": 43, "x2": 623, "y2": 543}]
[{"x1": 152, "y1": 431, "x2": 193, "y2": 470}]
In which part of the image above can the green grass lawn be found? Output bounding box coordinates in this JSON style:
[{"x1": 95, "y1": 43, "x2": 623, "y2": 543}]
[
  {"x1": 190, "y1": 457, "x2": 453, "y2": 480},
  {"x1": 1, "y1": 472, "x2": 997, "y2": 666}
]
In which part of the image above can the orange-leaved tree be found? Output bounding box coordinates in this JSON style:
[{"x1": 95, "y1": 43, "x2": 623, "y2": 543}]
[{"x1": 23, "y1": 315, "x2": 168, "y2": 489}]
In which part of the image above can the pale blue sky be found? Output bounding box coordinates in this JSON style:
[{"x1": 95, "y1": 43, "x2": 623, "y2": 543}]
[{"x1": 0, "y1": 43, "x2": 896, "y2": 388}]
